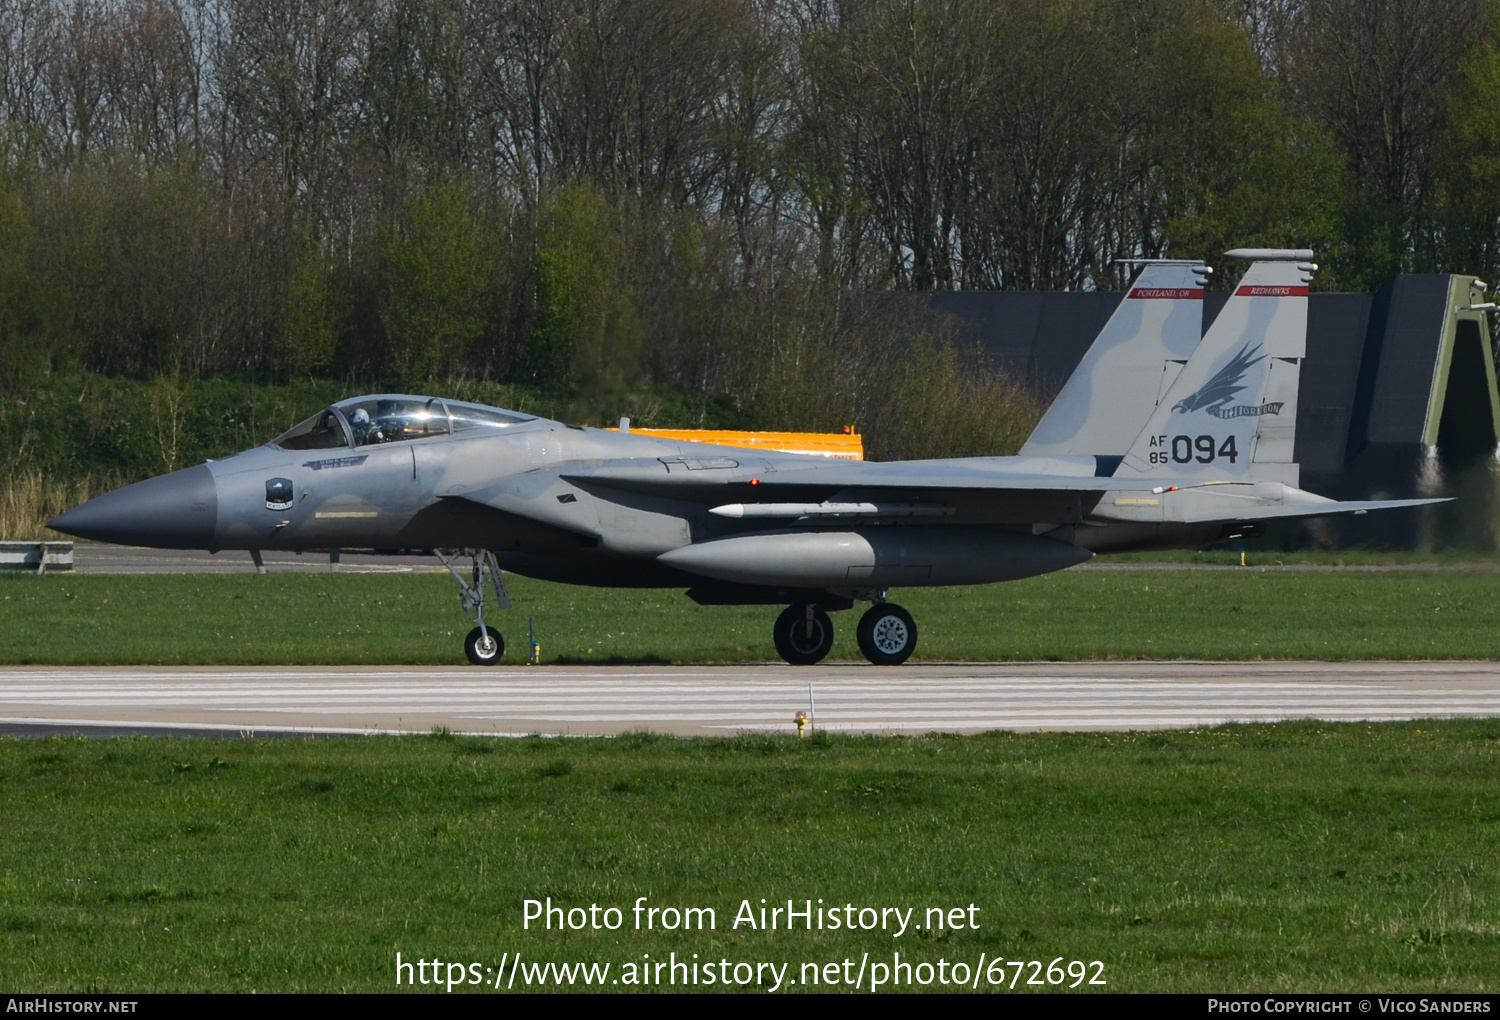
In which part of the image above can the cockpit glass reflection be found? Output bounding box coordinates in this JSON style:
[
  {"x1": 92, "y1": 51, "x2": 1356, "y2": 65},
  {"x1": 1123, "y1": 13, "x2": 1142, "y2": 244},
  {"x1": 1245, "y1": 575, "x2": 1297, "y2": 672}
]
[
  {"x1": 272, "y1": 408, "x2": 350, "y2": 450},
  {"x1": 447, "y1": 400, "x2": 535, "y2": 430},
  {"x1": 340, "y1": 397, "x2": 450, "y2": 446},
  {"x1": 274, "y1": 396, "x2": 532, "y2": 450}
]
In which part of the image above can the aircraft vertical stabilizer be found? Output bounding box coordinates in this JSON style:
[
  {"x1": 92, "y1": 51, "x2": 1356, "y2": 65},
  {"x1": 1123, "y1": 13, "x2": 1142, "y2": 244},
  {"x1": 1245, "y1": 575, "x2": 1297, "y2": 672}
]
[
  {"x1": 1021, "y1": 260, "x2": 1208, "y2": 461},
  {"x1": 1114, "y1": 250, "x2": 1316, "y2": 486}
]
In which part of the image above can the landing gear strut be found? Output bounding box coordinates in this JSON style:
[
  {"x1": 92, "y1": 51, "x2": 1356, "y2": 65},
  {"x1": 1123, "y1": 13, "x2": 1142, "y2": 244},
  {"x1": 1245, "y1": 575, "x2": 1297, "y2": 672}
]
[
  {"x1": 437, "y1": 548, "x2": 510, "y2": 666},
  {"x1": 773, "y1": 604, "x2": 835, "y2": 665}
]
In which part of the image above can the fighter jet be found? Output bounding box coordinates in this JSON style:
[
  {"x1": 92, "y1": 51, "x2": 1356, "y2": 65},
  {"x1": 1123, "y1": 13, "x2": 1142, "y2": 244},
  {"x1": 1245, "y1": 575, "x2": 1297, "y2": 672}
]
[{"x1": 48, "y1": 250, "x2": 1442, "y2": 666}]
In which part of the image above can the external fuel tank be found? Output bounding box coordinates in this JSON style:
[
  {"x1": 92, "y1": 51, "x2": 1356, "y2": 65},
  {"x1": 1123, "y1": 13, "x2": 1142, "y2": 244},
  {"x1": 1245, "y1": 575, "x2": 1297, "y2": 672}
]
[{"x1": 656, "y1": 527, "x2": 1091, "y2": 589}]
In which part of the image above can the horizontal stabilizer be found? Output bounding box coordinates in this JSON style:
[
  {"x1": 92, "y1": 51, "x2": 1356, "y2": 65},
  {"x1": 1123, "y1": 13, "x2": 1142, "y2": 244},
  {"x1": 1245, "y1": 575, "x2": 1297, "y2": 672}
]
[
  {"x1": 1206, "y1": 496, "x2": 1452, "y2": 523},
  {"x1": 1095, "y1": 479, "x2": 1452, "y2": 525}
]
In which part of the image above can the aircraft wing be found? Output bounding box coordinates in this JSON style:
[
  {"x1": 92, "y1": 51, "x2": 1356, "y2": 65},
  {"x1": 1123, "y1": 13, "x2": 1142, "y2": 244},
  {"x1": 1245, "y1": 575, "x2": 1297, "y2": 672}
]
[
  {"x1": 560, "y1": 455, "x2": 1162, "y2": 494},
  {"x1": 554, "y1": 456, "x2": 1448, "y2": 524}
]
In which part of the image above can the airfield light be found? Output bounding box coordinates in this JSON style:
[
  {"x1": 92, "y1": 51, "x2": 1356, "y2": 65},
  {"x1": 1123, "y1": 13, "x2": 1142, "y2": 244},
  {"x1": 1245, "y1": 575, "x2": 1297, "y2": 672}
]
[
  {"x1": 795, "y1": 711, "x2": 808, "y2": 738},
  {"x1": 751, "y1": 479, "x2": 760, "y2": 486}
]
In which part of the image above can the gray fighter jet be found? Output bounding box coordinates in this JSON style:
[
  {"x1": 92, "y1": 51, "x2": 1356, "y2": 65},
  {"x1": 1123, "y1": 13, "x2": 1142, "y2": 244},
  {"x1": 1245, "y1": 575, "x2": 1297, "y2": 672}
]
[{"x1": 49, "y1": 250, "x2": 1443, "y2": 665}]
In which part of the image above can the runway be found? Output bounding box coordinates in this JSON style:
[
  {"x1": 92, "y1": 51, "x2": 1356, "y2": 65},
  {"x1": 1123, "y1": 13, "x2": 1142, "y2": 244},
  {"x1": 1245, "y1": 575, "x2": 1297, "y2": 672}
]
[{"x1": 1, "y1": 661, "x2": 1498, "y2": 738}]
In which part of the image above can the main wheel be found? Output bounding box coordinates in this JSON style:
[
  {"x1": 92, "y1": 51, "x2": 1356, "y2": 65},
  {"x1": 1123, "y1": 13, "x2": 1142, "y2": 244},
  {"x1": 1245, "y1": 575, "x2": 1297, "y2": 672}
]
[
  {"x1": 773, "y1": 604, "x2": 835, "y2": 665},
  {"x1": 464, "y1": 626, "x2": 505, "y2": 666},
  {"x1": 856, "y1": 603, "x2": 917, "y2": 665}
]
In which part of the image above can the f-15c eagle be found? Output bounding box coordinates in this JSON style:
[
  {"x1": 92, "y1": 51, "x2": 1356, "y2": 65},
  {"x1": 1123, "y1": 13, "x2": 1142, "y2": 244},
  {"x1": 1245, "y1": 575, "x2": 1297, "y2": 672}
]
[{"x1": 49, "y1": 250, "x2": 1442, "y2": 666}]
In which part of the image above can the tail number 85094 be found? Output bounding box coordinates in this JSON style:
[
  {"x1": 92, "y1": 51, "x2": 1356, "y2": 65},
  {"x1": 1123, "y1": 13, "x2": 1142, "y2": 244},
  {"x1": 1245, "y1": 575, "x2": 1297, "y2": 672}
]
[{"x1": 1147, "y1": 434, "x2": 1238, "y2": 465}]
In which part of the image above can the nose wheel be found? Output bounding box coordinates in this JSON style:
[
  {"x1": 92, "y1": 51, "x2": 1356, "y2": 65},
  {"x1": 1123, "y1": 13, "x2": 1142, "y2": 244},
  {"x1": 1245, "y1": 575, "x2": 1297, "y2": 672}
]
[
  {"x1": 856, "y1": 603, "x2": 917, "y2": 665},
  {"x1": 465, "y1": 626, "x2": 505, "y2": 666},
  {"x1": 774, "y1": 604, "x2": 835, "y2": 665},
  {"x1": 437, "y1": 548, "x2": 510, "y2": 666}
]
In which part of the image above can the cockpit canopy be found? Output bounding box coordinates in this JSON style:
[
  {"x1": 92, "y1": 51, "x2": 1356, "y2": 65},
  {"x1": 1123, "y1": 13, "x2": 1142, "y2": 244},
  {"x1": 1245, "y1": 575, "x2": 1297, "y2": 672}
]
[{"x1": 272, "y1": 395, "x2": 535, "y2": 451}]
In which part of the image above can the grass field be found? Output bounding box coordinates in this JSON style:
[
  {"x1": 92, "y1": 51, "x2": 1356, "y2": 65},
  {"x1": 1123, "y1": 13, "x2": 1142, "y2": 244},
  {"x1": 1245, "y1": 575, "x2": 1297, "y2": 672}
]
[
  {"x1": 2, "y1": 567, "x2": 1499, "y2": 664},
  {"x1": 0, "y1": 722, "x2": 1496, "y2": 993}
]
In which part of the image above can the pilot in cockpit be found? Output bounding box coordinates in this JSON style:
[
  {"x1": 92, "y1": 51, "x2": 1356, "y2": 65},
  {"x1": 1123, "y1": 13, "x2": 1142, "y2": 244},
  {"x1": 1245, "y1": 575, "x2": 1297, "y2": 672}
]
[
  {"x1": 349, "y1": 406, "x2": 374, "y2": 443},
  {"x1": 348, "y1": 403, "x2": 407, "y2": 445}
]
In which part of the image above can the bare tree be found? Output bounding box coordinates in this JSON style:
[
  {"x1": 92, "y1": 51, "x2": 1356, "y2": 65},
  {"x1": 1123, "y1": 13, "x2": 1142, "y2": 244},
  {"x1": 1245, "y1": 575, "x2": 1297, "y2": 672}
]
[
  {"x1": 217, "y1": 0, "x2": 373, "y2": 220},
  {"x1": 0, "y1": 0, "x2": 59, "y2": 155},
  {"x1": 114, "y1": 0, "x2": 205, "y2": 163},
  {"x1": 1283, "y1": 0, "x2": 1483, "y2": 279}
]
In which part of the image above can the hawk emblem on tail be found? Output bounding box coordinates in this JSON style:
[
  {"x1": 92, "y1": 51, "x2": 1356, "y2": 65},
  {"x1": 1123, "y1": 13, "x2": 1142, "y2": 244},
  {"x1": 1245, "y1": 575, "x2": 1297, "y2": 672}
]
[{"x1": 1172, "y1": 343, "x2": 1265, "y2": 415}]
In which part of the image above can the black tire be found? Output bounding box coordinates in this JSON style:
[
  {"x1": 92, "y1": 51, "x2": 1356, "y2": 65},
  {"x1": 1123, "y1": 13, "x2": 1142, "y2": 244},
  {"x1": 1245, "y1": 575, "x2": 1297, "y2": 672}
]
[
  {"x1": 856, "y1": 603, "x2": 917, "y2": 665},
  {"x1": 464, "y1": 626, "x2": 505, "y2": 666},
  {"x1": 773, "y1": 604, "x2": 835, "y2": 665}
]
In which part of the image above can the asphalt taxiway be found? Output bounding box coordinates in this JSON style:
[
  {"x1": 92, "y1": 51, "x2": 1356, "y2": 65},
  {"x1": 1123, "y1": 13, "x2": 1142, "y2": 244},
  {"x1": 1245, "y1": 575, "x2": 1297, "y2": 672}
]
[{"x1": 1, "y1": 661, "x2": 1497, "y2": 738}]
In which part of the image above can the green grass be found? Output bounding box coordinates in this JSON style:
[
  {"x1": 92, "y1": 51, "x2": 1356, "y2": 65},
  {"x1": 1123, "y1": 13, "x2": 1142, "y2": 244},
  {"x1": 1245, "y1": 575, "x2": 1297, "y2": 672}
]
[
  {"x1": 1102, "y1": 548, "x2": 1500, "y2": 565},
  {"x1": 2, "y1": 568, "x2": 1499, "y2": 664},
  {"x1": 1, "y1": 723, "x2": 1496, "y2": 992}
]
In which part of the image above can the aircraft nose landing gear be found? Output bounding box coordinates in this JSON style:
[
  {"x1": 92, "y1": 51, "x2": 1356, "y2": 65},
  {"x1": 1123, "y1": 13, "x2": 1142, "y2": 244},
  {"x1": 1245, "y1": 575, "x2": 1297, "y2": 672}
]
[
  {"x1": 464, "y1": 626, "x2": 504, "y2": 666},
  {"x1": 437, "y1": 548, "x2": 510, "y2": 666}
]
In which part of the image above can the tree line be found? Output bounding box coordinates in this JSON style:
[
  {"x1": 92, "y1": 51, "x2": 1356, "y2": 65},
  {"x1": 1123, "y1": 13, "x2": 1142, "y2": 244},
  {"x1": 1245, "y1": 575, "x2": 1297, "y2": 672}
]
[{"x1": 0, "y1": 0, "x2": 1496, "y2": 424}]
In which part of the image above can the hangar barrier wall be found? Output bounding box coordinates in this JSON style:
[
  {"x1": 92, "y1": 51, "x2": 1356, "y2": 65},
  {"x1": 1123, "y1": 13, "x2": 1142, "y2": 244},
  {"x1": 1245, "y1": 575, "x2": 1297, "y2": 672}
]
[{"x1": 933, "y1": 275, "x2": 1500, "y2": 550}]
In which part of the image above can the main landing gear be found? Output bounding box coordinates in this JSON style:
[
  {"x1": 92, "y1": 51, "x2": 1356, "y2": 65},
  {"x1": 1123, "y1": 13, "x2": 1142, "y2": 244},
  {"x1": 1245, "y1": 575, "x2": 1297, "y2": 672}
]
[
  {"x1": 856, "y1": 602, "x2": 917, "y2": 666},
  {"x1": 437, "y1": 548, "x2": 510, "y2": 665},
  {"x1": 773, "y1": 597, "x2": 918, "y2": 666},
  {"x1": 774, "y1": 604, "x2": 835, "y2": 665}
]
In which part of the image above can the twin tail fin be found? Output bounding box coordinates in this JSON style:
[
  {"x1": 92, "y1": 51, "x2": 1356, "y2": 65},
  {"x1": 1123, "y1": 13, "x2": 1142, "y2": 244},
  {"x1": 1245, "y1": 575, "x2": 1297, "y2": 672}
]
[
  {"x1": 1021, "y1": 260, "x2": 1208, "y2": 461},
  {"x1": 1113, "y1": 250, "x2": 1315, "y2": 486}
]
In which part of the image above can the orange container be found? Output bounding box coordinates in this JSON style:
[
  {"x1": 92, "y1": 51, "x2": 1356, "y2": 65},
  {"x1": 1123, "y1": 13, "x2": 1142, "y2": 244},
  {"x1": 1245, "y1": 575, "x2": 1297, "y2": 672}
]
[{"x1": 606, "y1": 427, "x2": 863, "y2": 460}]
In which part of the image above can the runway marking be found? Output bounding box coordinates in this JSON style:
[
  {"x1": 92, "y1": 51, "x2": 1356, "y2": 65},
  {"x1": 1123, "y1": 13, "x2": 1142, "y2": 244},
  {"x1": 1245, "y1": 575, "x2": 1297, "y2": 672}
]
[{"x1": 2, "y1": 664, "x2": 1498, "y2": 736}]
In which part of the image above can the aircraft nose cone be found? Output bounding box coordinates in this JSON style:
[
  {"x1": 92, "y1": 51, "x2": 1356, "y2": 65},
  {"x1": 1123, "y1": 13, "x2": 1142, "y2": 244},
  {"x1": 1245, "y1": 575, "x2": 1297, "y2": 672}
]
[{"x1": 47, "y1": 464, "x2": 218, "y2": 548}]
